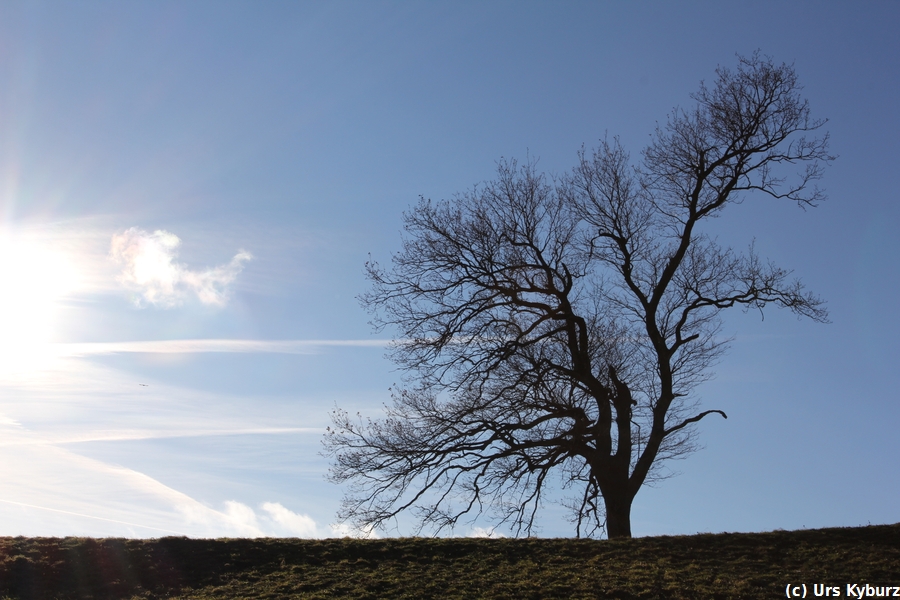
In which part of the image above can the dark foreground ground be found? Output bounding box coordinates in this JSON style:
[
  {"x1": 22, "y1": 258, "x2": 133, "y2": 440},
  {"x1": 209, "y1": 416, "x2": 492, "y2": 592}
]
[{"x1": 0, "y1": 523, "x2": 898, "y2": 599}]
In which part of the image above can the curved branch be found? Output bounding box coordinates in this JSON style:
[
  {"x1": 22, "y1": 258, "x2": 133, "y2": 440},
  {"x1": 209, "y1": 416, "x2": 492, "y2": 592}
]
[{"x1": 664, "y1": 409, "x2": 728, "y2": 437}]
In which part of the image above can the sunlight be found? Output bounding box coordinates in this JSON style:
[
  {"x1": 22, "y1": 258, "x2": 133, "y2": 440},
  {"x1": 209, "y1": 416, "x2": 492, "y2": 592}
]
[{"x1": 0, "y1": 232, "x2": 79, "y2": 373}]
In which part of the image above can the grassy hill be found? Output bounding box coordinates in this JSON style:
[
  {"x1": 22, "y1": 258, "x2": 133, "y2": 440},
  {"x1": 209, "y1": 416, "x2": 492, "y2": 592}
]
[{"x1": 1, "y1": 523, "x2": 898, "y2": 599}]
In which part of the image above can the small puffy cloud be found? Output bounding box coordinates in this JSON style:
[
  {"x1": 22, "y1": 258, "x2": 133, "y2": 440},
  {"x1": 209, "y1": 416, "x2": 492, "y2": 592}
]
[
  {"x1": 468, "y1": 526, "x2": 506, "y2": 538},
  {"x1": 216, "y1": 501, "x2": 324, "y2": 538},
  {"x1": 261, "y1": 502, "x2": 319, "y2": 537},
  {"x1": 110, "y1": 227, "x2": 251, "y2": 308},
  {"x1": 329, "y1": 521, "x2": 380, "y2": 539},
  {"x1": 221, "y1": 500, "x2": 265, "y2": 537}
]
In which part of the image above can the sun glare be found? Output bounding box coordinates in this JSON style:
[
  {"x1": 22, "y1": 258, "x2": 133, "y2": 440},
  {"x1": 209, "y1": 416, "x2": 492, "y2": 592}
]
[{"x1": 0, "y1": 233, "x2": 78, "y2": 373}]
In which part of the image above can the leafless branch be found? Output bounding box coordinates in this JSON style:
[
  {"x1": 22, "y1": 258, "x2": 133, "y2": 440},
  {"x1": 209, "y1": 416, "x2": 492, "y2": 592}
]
[{"x1": 325, "y1": 52, "x2": 831, "y2": 539}]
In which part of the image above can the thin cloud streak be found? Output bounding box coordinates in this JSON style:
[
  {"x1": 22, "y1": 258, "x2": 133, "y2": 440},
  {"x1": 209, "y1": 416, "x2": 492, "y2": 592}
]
[
  {"x1": 0, "y1": 356, "x2": 346, "y2": 442},
  {"x1": 0, "y1": 381, "x2": 335, "y2": 538},
  {"x1": 0, "y1": 426, "x2": 324, "y2": 447},
  {"x1": 0, "y1": 498, "x2": 189, "y2": 536},
  {"x1": 0, "y1": 442, "x2": 264, "y2": 537},
  {"x1": 49, "y1": 339, "x2": 391, "y2": 356},
  {"x1": 0, "y1": 438, "x2": 332, "y2": 538}
]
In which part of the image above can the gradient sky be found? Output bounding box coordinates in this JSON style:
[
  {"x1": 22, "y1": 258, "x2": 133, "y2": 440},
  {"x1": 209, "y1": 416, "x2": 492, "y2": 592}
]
[{"x1": 0, "y1": 1, "x2": 897, "y2": 538}]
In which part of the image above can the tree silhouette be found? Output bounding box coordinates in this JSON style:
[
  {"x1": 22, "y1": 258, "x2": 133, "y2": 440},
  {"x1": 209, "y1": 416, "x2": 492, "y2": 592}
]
[{"x1": 325, "y1": 53, "x2": 832, "y2": 538}]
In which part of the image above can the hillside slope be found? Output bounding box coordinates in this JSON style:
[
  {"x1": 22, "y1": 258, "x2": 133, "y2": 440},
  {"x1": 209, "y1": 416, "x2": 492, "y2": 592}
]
[{"x1": 1, "y1": 523, "x2": 898, "y2": 599}]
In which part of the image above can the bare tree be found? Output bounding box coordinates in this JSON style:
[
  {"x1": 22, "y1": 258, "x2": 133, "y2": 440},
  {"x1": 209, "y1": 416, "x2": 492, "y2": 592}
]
[{"x1": 324, "y1": 53, "x2": 832, "y2": 539}]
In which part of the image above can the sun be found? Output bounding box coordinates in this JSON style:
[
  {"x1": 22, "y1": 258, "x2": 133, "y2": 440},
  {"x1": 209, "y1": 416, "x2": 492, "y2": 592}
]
[{"x1": 0, "y1": 232, "x2": 78, "y2": 372}]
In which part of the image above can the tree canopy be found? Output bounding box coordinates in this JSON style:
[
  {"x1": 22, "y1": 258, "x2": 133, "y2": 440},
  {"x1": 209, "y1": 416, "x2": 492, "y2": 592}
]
[{"x1": 325, "y1": 53, "x2": 832, "y2": 538}]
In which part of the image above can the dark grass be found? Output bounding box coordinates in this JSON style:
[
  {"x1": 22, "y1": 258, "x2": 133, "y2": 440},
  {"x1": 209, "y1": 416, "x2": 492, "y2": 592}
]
[{"x1": 1, "y1": 523, "x2": 898, "y2": 599}]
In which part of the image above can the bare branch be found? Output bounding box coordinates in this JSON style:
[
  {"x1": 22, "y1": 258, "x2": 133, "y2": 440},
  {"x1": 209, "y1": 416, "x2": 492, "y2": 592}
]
[
  {"x1": 664, "y1": 409, "x2": 728, "y2": 437},
  {"x1": 326, "y1": 53, "x2": 831, "y2": 539}
]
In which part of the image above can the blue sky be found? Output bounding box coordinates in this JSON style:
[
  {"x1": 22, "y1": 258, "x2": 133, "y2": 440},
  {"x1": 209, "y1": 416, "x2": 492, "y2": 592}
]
[{"x1": 0, "y1": 1, "x2": 897, "y2": 538}]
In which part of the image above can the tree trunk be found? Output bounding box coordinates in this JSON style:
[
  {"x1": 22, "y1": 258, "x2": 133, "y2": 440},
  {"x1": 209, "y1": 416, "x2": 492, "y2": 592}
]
[{"x1": 603, "y1": 489, "x2": 633, "y2": 539}]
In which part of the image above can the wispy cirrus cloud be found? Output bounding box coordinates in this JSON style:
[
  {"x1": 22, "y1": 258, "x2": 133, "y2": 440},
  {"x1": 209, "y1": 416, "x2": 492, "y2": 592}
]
[
  {"x1": 110, "y1": 227, "x2": 251, "y2": 308},
  {"x1": 49, "y1": 338, "x2": 389, "y2": 357},
  {"x1": 0, "y1": 412, "x2": 331, "y2": 538},
  {"x1": 0, "y1": 426, "x2": 322, "y2": 447},
  {"x1": 0, "y1": 438, "x2": 328, "y2": 538}
]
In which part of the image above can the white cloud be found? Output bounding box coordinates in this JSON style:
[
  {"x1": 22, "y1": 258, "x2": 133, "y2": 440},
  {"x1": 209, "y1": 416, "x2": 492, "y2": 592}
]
[
  {"x1": 0, "y1": 424, "x2": 330, "y2": 538},
  {"x1": 0, "y1": 426, "x2": 321, "y2": 447},
  {"x1": 49, "y1": 338, "x2": 389, "y2": 357},
  {"x1": 261, "y1": 502, "x2": 320, "y2": 537},
  {"x1": 109, "y1": 227, "x2": 251, "y2": 308},
  {"x1": 220, "y1": 501, "x2": 265, "y2": 537},
  {"x1": 0, "y1": 351, "x2": 341, "y2": 449},
  {"x1": 0, "y1": 377, "x2": 334, "y2": 539},
  {"x1": 328, "y1": 521, "x2": 381, "y2": 539},
  {"x1": 0, "y1": 437, "x2": 256, "y2": 537},
  {"x1": 0, "y1": 497, "x2": 189, "y2": 536},
  {"x1": 469, "y1": 526, "x2": 506, "y2": 538}
]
